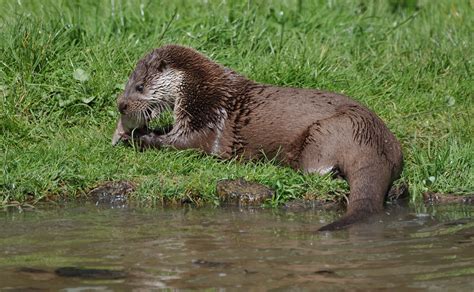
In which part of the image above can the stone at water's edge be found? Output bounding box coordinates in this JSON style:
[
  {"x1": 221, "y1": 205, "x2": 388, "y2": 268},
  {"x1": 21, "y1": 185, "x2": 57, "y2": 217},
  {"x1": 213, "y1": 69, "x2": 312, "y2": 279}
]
[
  {"x1": 217, "y1": 179, "x2": 274, "y2": 206},
  {"x1": 386, "y1": 182, "x2": 410, "y2": 203},
  {"x1": 423, "y1": 192, "x2": 474, "y2": 205},
  {"x1": 87, "y1": 181, "x2": 135, "y2": 208}
]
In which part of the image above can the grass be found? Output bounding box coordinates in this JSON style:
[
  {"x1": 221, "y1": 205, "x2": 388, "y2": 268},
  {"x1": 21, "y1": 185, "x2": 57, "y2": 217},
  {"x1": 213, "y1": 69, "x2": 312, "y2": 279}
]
[{"x1": 0, "y1": 0, "x2": 472, "y2": 207}]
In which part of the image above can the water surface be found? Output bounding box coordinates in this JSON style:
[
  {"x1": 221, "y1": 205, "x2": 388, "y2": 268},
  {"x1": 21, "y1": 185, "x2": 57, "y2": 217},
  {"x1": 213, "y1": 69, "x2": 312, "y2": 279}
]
[{"x1": 1, "y1": 203, "x2": 473, "y2": 290}]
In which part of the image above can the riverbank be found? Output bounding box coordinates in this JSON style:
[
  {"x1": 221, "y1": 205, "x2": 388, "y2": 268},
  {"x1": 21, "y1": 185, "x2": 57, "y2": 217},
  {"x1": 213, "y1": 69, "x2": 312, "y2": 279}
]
[{"x1": 1, "y1": 0, "x2": 472, "y2": 206}]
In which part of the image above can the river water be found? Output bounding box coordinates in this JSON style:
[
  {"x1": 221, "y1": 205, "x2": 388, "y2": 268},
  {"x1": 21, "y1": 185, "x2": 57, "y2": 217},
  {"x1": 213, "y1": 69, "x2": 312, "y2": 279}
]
[{"x1": 0, "y1": 203, "x2": 473, "y2": 290}]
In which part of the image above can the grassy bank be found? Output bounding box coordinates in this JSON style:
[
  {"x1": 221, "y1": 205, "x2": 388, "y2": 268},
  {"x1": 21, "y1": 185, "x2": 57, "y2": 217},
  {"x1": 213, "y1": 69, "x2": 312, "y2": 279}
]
[{"x1": 1, "y1": 0, "x2": 472, "y2": 206}]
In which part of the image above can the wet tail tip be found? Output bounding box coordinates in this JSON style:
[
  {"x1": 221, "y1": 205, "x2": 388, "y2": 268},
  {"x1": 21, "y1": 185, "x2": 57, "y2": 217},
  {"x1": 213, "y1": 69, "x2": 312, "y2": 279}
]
[{"x1": 318, "y1": 213, "x2": 366, "y2": 232}]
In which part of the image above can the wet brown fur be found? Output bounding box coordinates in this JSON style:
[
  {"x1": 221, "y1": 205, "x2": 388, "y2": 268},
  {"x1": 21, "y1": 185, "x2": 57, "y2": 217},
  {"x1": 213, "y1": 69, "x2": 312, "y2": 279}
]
[{"x1": 115, "y1": 45, "x2": 404, "y2": 231}]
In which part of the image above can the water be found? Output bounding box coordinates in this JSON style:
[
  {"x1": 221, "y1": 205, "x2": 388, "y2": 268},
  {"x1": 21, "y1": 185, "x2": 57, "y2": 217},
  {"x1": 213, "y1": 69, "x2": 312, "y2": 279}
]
[{"x1": 0, "y1": 203, "x2": 473, "y2": 290}]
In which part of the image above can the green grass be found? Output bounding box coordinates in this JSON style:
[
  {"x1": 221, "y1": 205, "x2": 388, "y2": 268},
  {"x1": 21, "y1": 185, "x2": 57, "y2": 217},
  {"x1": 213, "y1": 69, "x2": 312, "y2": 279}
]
[{"x1": 1, "y1": 0, "x2": 473, "y2": 206}]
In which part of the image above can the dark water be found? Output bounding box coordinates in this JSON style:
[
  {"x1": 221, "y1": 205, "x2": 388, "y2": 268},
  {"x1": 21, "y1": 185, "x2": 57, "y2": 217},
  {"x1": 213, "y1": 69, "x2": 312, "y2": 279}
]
[{"x1": 0, "y1": 203, "x2": 473, "y2": 290}]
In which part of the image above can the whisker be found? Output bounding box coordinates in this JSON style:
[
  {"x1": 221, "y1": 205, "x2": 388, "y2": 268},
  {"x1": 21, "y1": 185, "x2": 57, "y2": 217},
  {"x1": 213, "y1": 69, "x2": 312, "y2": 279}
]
[{"x1": 143, "y1": 109, "x2": 151, "y2": 125}]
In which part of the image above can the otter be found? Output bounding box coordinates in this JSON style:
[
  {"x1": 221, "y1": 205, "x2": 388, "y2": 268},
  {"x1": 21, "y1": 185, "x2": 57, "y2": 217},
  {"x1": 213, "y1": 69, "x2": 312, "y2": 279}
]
[{"x1": 112, "y1": 45, "x2": 403, "y2": 231}]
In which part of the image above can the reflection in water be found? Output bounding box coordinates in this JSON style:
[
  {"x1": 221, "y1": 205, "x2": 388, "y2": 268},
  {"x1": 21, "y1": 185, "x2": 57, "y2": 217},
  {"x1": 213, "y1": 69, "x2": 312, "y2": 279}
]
[{"x1": 0, "y1": 203, "x2": 473, "y2": 290}]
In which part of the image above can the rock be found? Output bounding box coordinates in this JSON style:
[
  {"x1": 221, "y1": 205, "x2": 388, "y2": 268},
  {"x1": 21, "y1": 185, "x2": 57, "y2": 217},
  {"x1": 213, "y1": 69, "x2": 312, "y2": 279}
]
[
  {"x1": 423, "y1": 192, "x2": 474, "y2": 205},
  {"x1": 386, "y1": 182, "x2": 410, "y2": 203},
  {"x1": 87, "y1": 180, "x2": 135, "y2": 208},
  {"x1": 216, "y1": 178, "x2": 274, "y2": 206}
]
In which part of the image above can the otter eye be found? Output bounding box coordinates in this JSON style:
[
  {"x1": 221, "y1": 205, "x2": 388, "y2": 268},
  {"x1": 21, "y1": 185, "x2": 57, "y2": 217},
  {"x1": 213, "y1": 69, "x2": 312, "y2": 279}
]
[{"x1": 135, "y1": 84, "x2": 144, "y2": 93}]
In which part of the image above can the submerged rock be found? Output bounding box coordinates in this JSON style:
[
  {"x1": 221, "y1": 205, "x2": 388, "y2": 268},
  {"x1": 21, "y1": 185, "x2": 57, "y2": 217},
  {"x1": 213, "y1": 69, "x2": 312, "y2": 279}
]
[
  {"x1": 17, "y1": 266, "x2": 127, "y2": 281},
  {"x1": 313, "y1": 270, "x2": 337, "y2": 276},
  {"x1": 217, "y1": 179, "x2": 274, "y2": 206},
  {"x1": 55, "y1": 267, "x2": 127, "y2": 279},
  {"x1": 87, "y1": 180, "x2": 135, "y2": 208},
  {"x1": 192, "y1": 259, "x2": 232, "y2": 268}
]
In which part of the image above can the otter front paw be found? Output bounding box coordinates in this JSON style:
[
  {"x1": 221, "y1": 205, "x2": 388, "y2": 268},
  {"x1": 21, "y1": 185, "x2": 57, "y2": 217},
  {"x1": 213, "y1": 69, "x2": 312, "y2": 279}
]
[
  {"x1": 119, "y1": 128, "x2": 162, "y2": 150},
  {"x1": 135, "y1": 133, "x2": 163, "y2": 151}
]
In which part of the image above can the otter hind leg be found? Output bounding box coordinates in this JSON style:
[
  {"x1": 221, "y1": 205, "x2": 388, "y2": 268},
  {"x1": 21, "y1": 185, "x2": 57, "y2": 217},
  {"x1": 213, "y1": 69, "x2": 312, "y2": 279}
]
[
  {"x1": 296, "y1": 119, "x2": 394, "y2": 232},
  {"x1": 295, "y1": 122, "x2": 340, "y2": 176},
  {"x1": 317, "y1": 161, "x2": 392, "y2": 231}
]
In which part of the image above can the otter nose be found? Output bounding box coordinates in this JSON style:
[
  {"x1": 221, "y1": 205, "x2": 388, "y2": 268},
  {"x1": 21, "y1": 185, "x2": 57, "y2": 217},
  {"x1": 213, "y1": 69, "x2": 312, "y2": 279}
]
[{"x1": 118, "y1": 101, "x2": 128, "y2": 114}]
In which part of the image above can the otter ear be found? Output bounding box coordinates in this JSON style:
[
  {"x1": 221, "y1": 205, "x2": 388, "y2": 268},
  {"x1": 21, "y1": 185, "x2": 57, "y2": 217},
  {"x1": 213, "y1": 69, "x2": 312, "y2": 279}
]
[{"x1": 157, "y1": 60, "x2": 168, "y2": 72}]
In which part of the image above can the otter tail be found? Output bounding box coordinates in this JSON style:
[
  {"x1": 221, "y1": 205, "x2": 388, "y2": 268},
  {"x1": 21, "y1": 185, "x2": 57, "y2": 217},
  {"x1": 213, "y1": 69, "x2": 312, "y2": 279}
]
[{"x1": 318, "y1": 163, "x2": 393, "y2": 231}]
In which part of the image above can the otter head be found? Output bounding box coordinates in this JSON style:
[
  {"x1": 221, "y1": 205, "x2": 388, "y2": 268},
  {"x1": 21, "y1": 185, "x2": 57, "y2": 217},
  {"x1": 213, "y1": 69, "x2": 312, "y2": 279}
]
[{"x1": 111, "y1": 49, "x2": 184, "y2": 145}]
